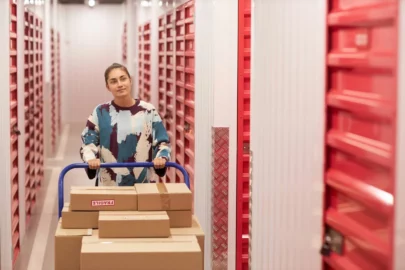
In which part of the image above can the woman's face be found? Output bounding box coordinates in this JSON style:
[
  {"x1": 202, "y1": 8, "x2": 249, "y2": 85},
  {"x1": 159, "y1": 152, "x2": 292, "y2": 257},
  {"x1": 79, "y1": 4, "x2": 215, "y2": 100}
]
[{"x1": 106, "y1": 68, "x2": 132, "y2": 98}]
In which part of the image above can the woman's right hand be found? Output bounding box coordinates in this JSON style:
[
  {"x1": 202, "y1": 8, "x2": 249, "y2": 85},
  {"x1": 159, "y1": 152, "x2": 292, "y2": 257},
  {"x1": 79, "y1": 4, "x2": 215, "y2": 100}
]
[{"x1": 87, "y1": 159, "x2": 101, "y2": 170}]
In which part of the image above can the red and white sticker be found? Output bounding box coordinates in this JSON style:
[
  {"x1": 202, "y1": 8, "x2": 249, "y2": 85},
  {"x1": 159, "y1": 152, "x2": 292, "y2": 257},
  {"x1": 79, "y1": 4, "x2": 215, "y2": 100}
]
[{"x1": 91, "y1": 200, "x2": 115, "y2": 207}]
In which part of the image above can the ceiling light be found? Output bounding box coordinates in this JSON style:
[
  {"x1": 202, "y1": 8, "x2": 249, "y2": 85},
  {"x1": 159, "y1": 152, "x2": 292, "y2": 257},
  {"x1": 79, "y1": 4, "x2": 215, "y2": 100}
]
[
  {"x1": 88, "y1": 0, "x2": 95, "y2": 7},
  {"x1": 158, "y1": 1, "x2": 162, "y2": 6}
]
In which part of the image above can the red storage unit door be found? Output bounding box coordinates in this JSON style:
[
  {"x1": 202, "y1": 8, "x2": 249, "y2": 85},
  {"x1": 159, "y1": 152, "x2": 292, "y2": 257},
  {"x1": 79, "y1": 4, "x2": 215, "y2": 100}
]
[
  {"x1": 323, "y1": 1, "x2": 398, "y2": 269},
  {"x1": 9, "y1": 0, "x2": 20, "y2": 264},
  {"x1": 237, "y1": 0, "x2": 251, "y2": 269},
  {"x1": 165, "y1": 11, "x2": 176, "y2": 183}
]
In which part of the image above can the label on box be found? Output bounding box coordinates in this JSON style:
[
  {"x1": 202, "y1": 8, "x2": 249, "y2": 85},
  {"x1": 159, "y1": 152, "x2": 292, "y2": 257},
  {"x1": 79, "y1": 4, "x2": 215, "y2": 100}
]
[{"x1": 91, "y1": 200, "x2": 115, "y2": 207}]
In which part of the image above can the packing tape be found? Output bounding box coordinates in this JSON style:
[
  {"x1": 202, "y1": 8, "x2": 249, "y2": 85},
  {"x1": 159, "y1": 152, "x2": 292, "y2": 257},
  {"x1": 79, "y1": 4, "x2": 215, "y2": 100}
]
[{"x1": 157, "y1": 183, "x2": 170, "y2": 210}]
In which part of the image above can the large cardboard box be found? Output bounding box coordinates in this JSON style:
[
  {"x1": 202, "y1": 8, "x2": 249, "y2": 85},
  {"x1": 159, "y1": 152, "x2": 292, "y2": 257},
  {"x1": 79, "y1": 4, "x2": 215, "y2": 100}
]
[
  {"x1": 167, "y1": 210, "x2": 192, "y2": 228},
  {"x1": 81, "y1": 233, "x2": 202, "y2": 270},
  {"x1": 135, "y1": 183, "x2": 192, "y2": 211},
  {"x1": 54, "y1": 219, "x2": 92, "y2": 270},
  {"x1": 69, "y1": 186, "x2": 137, "y2": 211},
  {"x1": 98, "y1": 211, "x2": 170, "y2": 238},
  {"x1": 171, "y1": 215, "x2": 205, "y2": 269},
  {"x1": 61, "y1": 202, "x2": 99, "y2": 229}
]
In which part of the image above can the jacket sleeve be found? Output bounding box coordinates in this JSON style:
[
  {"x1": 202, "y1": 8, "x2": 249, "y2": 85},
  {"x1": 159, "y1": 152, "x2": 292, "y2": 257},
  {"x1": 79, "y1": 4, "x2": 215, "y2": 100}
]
[
  {"x1": 151, "y1": 109, "x2": 171, "y2": 177},
  {"x1": 80, "y1": 106, "x2": 100, "y2": 179}
]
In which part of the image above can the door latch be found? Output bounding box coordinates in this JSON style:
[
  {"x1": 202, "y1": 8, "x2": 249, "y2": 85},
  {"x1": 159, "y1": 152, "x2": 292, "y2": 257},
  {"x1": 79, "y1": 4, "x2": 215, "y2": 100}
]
[{"x1": 320, "y1": 227, "x2": 344, "y2": 256}]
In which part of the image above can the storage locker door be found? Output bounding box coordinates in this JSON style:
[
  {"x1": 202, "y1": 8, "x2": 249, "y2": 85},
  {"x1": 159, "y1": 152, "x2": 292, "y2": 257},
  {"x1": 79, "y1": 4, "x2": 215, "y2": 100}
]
[
  {"x1": 165, "y1": 11, "x2": 176, "y2": 183},
  {"x1": 28, "y1": 12, "x2": 36, "y2": 209},
  {"x1": 237, "y1": 0, "x2": 251, "y2": 269},
  {"x1": 183, "y1": 1, "x2": 195, "y2": 193},
  {"x1": 57, "y1": 32, "x2": 61, "y2": 133},
  {"x1": 175, "y1": 4, "x2": 186, "y2": 184},
  {"x1": 323, "y1": 1, "x2": 398, "y2": 269},
  {"x1": 157, "y1": 15, "x2": 166, "y2": 183},
  {"x1": 122, "y1": 22, "x2": 127, "y2": 63},
  {"x1": 143, "y1": 22, "x2": 151, "y2": 102},
  {"x1": 138, "y1": 25, "x2": 143, "y2": 99},
  {"x1": 9, "y1": 0, "x2": 20, "y2": 264},
  {"x1": 51, "y1": 28, "x2": 56, "y2": 154},
  {"x1": 37, "y1": 19, "x2": 44, "y2": 188},
  {"x1": 23, "y1": 9, "x2": 31, "y2": 225}
]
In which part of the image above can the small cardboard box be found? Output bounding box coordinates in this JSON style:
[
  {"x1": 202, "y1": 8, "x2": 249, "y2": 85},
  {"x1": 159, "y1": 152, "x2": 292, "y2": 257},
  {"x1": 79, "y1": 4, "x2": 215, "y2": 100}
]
[
  {"x1": 55, "y1": 219, "x2": 92, "y2": 270},
  {"x1": 171, "y1": 215, "x2": 205, "y2": 269},
  {"x1": 135, "y1": 183, "x2": 192, "y2": 211},
  {"x1": 98, "y1": 211, "x2": 170, "y2": 238},
  {"x1": 61, "y1": 203, "x2": 99, "y2": 229},
  {"x1": 81, "y1": 233, "x2": 202, "y2": 270},
  {"x1": 167, "y1": 210, "x2": 192, "y2": 228},
  {"x1": 69, "y1": 186, "x2": 137, "y2": 211}
]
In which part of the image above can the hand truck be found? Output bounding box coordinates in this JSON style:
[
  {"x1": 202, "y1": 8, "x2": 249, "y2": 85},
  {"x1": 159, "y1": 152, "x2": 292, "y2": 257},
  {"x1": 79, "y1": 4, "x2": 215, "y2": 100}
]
[{"x1": 57, "y1": 162, "x2": 190, "y2": 218}]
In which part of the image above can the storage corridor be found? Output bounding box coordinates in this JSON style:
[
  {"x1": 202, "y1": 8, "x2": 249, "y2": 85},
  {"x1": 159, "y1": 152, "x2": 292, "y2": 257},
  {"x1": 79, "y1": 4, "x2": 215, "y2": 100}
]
[{"x1": 1, "y1": 0, "x2": 405, "y2": 270}]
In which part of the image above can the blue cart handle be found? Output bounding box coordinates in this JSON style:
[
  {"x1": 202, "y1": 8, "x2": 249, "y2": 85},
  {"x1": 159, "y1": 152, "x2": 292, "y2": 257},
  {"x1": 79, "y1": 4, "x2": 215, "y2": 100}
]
[{"x1": 58, "y1": 162, "x2": 190, "y2": 218}]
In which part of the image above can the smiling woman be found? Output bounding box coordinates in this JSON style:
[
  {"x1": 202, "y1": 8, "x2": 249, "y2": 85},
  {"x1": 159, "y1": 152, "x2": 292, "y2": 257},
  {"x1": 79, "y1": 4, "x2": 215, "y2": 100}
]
[{"x1": 79, "y1": 63, "x2": 171, "y2": 186}]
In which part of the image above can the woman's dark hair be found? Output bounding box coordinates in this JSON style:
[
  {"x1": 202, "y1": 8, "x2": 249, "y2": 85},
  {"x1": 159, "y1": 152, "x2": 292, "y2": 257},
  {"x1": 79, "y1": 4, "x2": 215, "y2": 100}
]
[{"x1": 104, "y1": 63, "x2": 131, "y2": 84}]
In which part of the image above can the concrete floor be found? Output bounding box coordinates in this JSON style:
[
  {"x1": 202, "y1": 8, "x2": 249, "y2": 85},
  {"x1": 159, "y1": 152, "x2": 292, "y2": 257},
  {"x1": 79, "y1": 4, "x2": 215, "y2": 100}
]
[{"x1": 15, "y1": 123, "x2": 94, "y2": 270}]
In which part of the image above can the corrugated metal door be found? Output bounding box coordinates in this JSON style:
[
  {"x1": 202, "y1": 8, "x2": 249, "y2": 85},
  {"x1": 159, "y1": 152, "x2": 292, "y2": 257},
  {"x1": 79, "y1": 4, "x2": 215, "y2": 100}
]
[
  {"x1": 9, "y1": 0, "x2": 20, "y2": 264},
  {"x1": 35, "y1": 17, "x2": 44, "y2": 190},
  {"x1": 158, "y1": 11, "x2": 176, "y2": 183},
  {"x1": 237, "y1": 0, "x2": 251, "y2": 269},
  {"x1": 50, "y1": 28, "x2": 56, "y2": 154},
  {"x1": 175, "y1": 0, "x2": 195, "y2": 192},
  {"x1": 164, "y1": 10, "x2": 176, "y2": 183},
  {"x1": 57, "y1": 32, "x2": 61, "y2": 133},
  {"x1": 323, "y1": 1, "x2": 398, "y2": 269},
  {"x1": 143, "y1": 22, "x2": 151, "y2": 102},
  {"x1": 138, "y1": 25, "x2": 143, "y2": 99}
]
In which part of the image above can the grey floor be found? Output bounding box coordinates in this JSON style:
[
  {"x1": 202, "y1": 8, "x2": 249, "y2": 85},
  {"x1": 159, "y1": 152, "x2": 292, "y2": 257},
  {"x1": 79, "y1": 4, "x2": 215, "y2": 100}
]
[{"x1": 15, "y1": 123, "x2": 94, "y2": 270}]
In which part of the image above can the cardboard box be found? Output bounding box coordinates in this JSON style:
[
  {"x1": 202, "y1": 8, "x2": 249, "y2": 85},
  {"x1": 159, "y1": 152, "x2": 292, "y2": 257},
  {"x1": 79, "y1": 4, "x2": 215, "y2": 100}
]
[
  {"x1": 54, "y1": 219, "x2": 92, "y2": 270},
  {"x1": 81, "y1": 233, "x2": 202, "y2": 270},
  {"x1": 61, "y1": 203, "x2": 99, "y2": 229},
  {"x1": 171, "y1": 215, "x2": 205, "y2": 269},
  {"x1": 167, "y1": 210, "x2": 192, "y2": 228},
  {"x1": 98, "y1": 211, "x2": 170, "y2": 238},
  {"x1": 135, "y1": 183, "x2": 192, "y2": 211},
  {"x1": 69, "y1": 186, "x2": 137, "y2": 211}
]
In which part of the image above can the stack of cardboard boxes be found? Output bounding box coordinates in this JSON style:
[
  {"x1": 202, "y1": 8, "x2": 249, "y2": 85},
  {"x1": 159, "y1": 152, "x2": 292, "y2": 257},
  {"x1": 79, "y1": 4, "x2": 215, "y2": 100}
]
[{"x1": 55, "y1": 183, "x2": 204, "y2": 270}]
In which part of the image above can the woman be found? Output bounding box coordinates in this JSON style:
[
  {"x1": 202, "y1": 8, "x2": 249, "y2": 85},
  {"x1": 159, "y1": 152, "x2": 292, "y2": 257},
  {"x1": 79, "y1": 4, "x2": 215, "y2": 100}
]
[{"x1": 80, "y1": 63, "x2": 171, "y2": 186}]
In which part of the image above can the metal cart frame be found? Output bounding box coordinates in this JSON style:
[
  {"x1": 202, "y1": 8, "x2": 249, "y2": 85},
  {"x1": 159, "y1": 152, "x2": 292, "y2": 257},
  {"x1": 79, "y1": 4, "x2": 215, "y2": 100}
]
[{"x1": 57, "y1": 162, "x2": 190, "y2": 218}]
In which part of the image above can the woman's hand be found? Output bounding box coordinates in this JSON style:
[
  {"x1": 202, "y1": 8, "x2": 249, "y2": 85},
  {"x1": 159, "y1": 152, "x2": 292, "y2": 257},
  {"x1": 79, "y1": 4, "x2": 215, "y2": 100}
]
[
  {"x1": 153, "y1": 157, "x2": 167, "y2": 169},
  {"x1": 87, "y1": 158, "x2": 101, "y2": 170}
]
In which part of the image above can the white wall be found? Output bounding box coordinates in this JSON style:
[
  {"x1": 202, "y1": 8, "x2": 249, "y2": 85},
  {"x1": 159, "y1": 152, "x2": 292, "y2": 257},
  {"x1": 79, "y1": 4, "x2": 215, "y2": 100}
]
[
  {"x1": 250, "y1": 0, "x2": 326, "y2": 269},
  {"x1": 194, "y1": 0, "x2": 238, "y2": 269},
  {"x1": 60, "y1": 4, "x2": 125, "y2": 124}
]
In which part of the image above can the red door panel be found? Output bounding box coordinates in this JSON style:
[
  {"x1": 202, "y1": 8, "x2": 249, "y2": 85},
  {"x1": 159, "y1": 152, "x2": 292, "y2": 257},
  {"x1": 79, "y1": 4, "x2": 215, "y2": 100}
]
[
  {"x1": 138, "y1": 25, "x2": 143, "y2": 99},
  {"x1": 323, "y1": 1, "x2": 398, "y2": 269},
  {"x1": 237, "y1": 0, "x2": 251, "y2": 269},
  {"x1": 10, "y1": 0, "x2": 20, "y2": 265}
]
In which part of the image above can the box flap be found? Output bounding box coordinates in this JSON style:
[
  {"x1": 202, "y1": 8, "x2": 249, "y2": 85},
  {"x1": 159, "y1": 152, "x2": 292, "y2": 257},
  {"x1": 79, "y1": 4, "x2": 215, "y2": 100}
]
[
  {"x1": 134, "y1": 183, "x2": 159, "y2": 195},
  {"x1": 55, "y1": 220, "x2": 92, "y2": 237},
  {"x1": 99, "y1": 211, "x2": 169, "y2": 221},
  {"x1": 164, "y1": 183, "x2": 191, "y2": 194},
  {"x1": 171, "y1": 216, "x2": 204, "y2": 236},
  {"x1": 71, "y1": 186, "x2": 136, "y2": 191},
  {"x1": 70, "y1": 189, "x2": 137, "y2": 195},
  {"x1": 84, "y1": 231, "x2": 196, "y2": 243},
  {"x1": 82, "y1": 240, "x2": 200, "y2": 253}
]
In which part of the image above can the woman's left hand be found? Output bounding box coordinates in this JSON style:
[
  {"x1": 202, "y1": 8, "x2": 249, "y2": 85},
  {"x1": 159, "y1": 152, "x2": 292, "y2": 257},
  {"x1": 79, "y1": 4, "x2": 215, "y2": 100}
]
[{"x1": 153, "y1": 157, "x2": 167, "y2": 169}]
